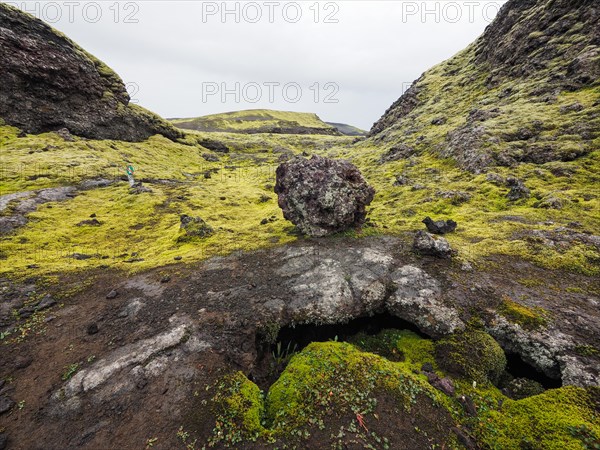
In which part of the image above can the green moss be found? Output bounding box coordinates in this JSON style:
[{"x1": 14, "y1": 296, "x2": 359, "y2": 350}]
[
  {"x1": 208, "y1": 372, "x2": 269, "y2": 447},
  {"x1": 499, "y1": 297, "x2": 548, "y2": 330},
  {"x1": 206, "y1": 341, "x2": 450, "y2": 446},
  {"x1": 436, "y1": 329, "x2": 507, "y2": 384},
  {"x1": 476, "y1": 386, "x2": 600, "y2": 450}
]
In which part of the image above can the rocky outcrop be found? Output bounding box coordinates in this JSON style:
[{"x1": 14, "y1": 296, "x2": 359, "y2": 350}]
[
  {"x1": 0, "y1": 3, "x2": 182, "y2": 141},
  {"x1": 275, "y1": 156, "x2": 375, "y2": 237},
  {"x1": 367, "y1": 0, "x2": 600, "y2": 172}
]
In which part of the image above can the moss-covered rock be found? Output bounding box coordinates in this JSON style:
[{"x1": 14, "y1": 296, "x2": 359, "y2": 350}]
[
  {"x1": 476, "y1": 386, "x2": 600, "y2": 450},
  {"x1": 435, "y1": 330, "x2": 507, "y2": 384}
]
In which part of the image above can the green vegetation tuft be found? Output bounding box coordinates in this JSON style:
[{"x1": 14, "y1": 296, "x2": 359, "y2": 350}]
[{"x1": 435, "y1": 329, "x2": 507, "y2": 384}]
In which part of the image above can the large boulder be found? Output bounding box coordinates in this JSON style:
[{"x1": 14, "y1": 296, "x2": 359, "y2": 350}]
[
  {"x1": 0, "y1": 3, "x2": 182, "y2": 141},
  {"x1": 275, "y1": 156, "x2": 375, "y2": 237}
]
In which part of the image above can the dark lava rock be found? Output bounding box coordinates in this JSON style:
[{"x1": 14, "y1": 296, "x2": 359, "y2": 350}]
[
  {"x1": 0, "y1": 432, "x2": 7, "y2": 450},
  {"x1": 17, "y1": 307, "x2": 34, "y2": 319},
  {"x1": 76, "y1": 219, "x2": 101, "y2": 227},
  {"x1": 506, "y1": 177, "x2": 531, "y2": 201},
  {"x1": 452, "y1": 427, "x2": 476, "y2": 450},
  {"x1": 431, "y1": 117, "x2": 447, "y2": 125},
  {"x1": 0, "y1": 396, "x2": 14, "y2": 414},
  {"x1": 129, "y1": 183, "x2": 153, "y2": 195},
  {"x1": 413, "y1": 231, "x2": 453, "y2": 259},
  {"x1": 421, "y1": 362, "x2": 434, "y2": 373},
  {"x1": 106, "y1": 290, "x2": 118, "y2": 300},
  {"x1": 198, "y1": 139, "x2": 229, "y2": 153},
  {"x1": 0, "y1": 3, "x2": 181, "y2": 142},
  {"x1": 35, "y1": 295, "x2": 56, "y2": 311},
  {"x1": 202, "y1": 153, "x2": 220, "y2": 162},
  {"x1": 87, "y1": 323, "x2": 99, "y2": 335},
  {"x1": 160, "y1": 276, "x2": 171, "y2": 284},
  {"x1": 274, "y1": 156, "x2": 375, "y2": 237},
  {"x1": 393, "y1": 175, "x2": 409, "y2": 186},
  {"x1": 423, "y1": 217, "x2": 457, "y2": 235},
  {"x1": 178, "y1": 215, "x2": 214, "y2": 240},
  {"x1": 378, "y1": 144, "x2": 416, "y2": 164},
  {"x1": 70, "y1": 253, "x2": 93, "y2": 260}
]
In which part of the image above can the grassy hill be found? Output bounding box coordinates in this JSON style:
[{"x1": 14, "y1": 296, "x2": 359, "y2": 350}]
[{"x1": 170, "y1": 109, "x2": 341, "y2": 135}]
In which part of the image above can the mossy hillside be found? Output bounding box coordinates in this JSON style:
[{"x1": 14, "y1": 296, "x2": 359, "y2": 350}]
[
  {"x1": 1, "y1": 124, "x2": 359, "y2": 277},
  {"x1": 204, "y1": 333, "x2": 600, "y2": 449},
  {"x1": 171, "y1": 109, "x2": 338, "y2": 134},
  {"x1": 2, "y1": 118, "x2": 599, "y2": 279},
  {"x1": 369, "y1": 40, "x2": 600, "y2": 167},
  {"x1": 325, "y1": 141, "x2": 600, "y2": 275}
]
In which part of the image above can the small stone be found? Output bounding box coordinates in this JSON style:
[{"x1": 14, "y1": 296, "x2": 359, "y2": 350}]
[
  {"x1": 35, "y1": 295, "x2": 56, "y2": 311},
  {"x1": 77, "y1": 218, "x2": 101, "y2": 227},
  {"x1": 433, "y1": 377, "x2": 455, "y2": 396},
  {"x1": 0, "y1": 396, "x2": 14, "y2": 414},
  {"x1": 459, "y1": 395, "x2": 477, "y2": 416},
  {"x1": 160, "y1": 276, "x2": 171, "y2": 284},
  {"x1": 0, "y1": 432, "x2": 6, "y2": 450},
  {"x1": 421, "y1": 362, "x2": 434, "y2": 373},
  {"x1": 106, "y1": 290, "x2": 118, "y2": 299},
  {"x1": 461, "y1": 262, "x2": 474, "y2": 272},
  {"x1": 15, "y1": 356, "x2": 32, "y2": 369},
  {"x1": 18, "y1": 307, "x2": 34, "y2": 318},
  {"x1": 393, "y1": 175, "x2": 409, "y2": 186},
  {"x1": 174, "y1": 256, "x2": 183, "y2": 261},
  {"x1": 178, "y1": 215, "x2": 214, "y2": 240},
  {"x1": 87, "y1": 323, "x2": 99, "y2": 335},
  {"x1": 260, "y1": 219, "x2": 269, "y2": 225},
  {"x1": 413, "y1": 231, "x2": 453, "y2": 259}
]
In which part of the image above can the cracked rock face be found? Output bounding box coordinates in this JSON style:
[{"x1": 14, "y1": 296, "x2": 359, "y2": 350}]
[
  {"x1": 0, "y1": 3, "x2": 181, "y2": 141},
  {"x1": 42, "y1": 237, "x2": 597, "y2": 433},
  {"x1": 275, "y1": 155, "x2": 375, "y2": 237}
]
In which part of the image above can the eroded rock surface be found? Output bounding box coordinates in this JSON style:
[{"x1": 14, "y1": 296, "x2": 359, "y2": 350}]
[
  {"x1": 0, "y1": 3, "x2": 181, "y2": 141},
  {"x1": 0, "y1": 237, "x2": 598, "y2": 449},
  {"x1": 275, "y1": 156, "x2": 375, "y2": 237}
]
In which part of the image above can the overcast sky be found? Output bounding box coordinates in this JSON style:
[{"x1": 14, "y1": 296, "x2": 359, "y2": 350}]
[{"x1": 10, "y1": 1, "x2": 508, "y2": 130}]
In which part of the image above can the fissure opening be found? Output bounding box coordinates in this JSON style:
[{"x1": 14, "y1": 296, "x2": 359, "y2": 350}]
[
  {"x1": 505, "y1": 352, "x2": 562, "y2": 389},
  {"x1": 251, "y1": 313, "x2": 562, "y2": 393}
]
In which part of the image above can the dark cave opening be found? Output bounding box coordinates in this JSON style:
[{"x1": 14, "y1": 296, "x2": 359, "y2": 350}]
[
  {"x1": 250, "y1": 313, "x2": 428, "y2": 390},
  {"x1": 251, "y1": 313, "x2": 563, "y2": 392},
  {"x1": 273, "y1": 312, "x2": 427, "y2": 353},
  {"x1": 505, "y1": 352, "x2": 562, "y2": 389}
]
